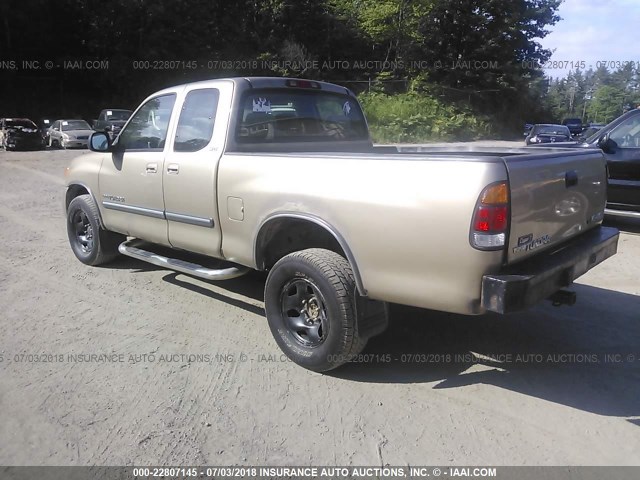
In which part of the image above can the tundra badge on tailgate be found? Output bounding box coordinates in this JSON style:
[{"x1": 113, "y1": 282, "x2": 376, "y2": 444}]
[{"x1": 513, "y1": 233, "x2": 551, "y2": 253}]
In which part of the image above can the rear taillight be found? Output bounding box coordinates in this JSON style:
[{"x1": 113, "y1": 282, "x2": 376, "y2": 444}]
[{"x1": 470, "y1": 181, "x2": 509, "y2": 250}]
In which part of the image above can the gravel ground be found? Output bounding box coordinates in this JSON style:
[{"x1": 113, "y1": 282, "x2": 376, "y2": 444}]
[{"x1": 0, "y1": 148, "x2": 639, "y2": 466}]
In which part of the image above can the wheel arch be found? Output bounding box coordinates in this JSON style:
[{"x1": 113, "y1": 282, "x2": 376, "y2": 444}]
[
  {"x1": 65, "y1": 183, "x2": 104, "y2": 228},
  {"x1": 254, "y1": 213, "x2": 367, "y2": 296}
]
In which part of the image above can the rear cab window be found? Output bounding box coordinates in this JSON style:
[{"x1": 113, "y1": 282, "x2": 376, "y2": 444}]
[{"x1": 235, "y1": 89, "x2": 368, "y2": 144}]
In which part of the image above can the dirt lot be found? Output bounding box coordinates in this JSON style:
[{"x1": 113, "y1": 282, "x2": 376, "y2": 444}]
[{"x1": 0, "y1": 148, "x2": 639, "y2": 466}]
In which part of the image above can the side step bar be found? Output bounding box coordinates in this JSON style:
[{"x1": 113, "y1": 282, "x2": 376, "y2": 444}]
[
  {"x1": 604, "y1": 208, "x2": 640, "y2": 219},
  {"x1": 118, "y1": 240, "x2": 250, "y2": 281}
]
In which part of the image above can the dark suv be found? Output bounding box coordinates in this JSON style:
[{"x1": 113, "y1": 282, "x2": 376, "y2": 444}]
[{"x1": 562, "y1": 118, "x2": 583, "y2": 136}]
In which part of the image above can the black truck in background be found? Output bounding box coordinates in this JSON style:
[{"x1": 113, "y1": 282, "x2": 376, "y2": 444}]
[
  {"x1": 530, "y1": 109, "x2": 640, "y2": 219},
  {"x1": 93, "y1": 109, "x2": 132, "y2": 140}
]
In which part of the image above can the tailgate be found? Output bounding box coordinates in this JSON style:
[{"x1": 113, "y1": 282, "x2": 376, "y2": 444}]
[{"x1": 505, "y1": 149, "x2": 607, "y2": 264}]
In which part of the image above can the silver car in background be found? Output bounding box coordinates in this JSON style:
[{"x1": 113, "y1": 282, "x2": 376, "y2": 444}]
[{"x1": 48, "y1": 119, "x2": 94, "y2": 149}]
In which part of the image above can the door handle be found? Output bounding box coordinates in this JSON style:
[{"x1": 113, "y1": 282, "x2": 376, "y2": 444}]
[
  {"x1": 146, "y1": 163, "x2": 158, "y2": 173},
  {"x1": 167, "y1": 163, "x2": 180, "y2": 175}
]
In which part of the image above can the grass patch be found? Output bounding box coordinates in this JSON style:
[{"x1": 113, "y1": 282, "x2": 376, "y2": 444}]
[{"x1": 358, "y1": 92, "x2": 493, "y2": 143}]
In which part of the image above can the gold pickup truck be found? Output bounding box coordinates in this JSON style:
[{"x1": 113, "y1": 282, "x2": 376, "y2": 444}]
[{"x1": 64, "y1": 77, "x2": 619, "y2": 371}]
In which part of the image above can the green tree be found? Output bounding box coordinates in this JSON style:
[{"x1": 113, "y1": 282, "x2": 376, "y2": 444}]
[
  {"x1": 329, "y1": 0, "x2": 433, "y2": 72},
  {"x1": 416, "y1": 0, "x2": 560, "y2": 88},
  {"x1": 587, "y1": 85, "x2": 626, "y2": 123}
]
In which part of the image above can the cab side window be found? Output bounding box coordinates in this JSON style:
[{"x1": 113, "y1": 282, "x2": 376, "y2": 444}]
[
  {"x1": 610, "y1": 116, "x2": 640, "y2": 148},
  {"x1": 173, "y1": 89, "x2": 219, "y2": 152},
  {"x1": 117, "y1": 94, "x2": 176, "y2": 150}
]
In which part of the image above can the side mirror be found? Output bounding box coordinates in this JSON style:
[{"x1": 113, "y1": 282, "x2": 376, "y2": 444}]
[
  {"x1": 89, "y1": 132, "x2": 112, "y2": 152},
  {"x1": 597, "y1": 133, "x2": 617, "y2": 154}
]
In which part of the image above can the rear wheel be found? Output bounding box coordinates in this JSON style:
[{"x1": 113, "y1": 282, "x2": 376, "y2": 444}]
[
  {"x1": 264, "y1": 248, "x2": 367, "y2": 372},
  {"x1": 66, "y1": 194, "x2": 124, "y2": 265}
]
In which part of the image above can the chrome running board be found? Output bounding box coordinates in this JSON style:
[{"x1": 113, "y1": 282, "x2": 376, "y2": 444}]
[
  {"x1": 604, "y1": 208, "x2": 640, "y2": 219},
  {"x1": 118, "y1": 240, "x2": 250, "y2": 281}
]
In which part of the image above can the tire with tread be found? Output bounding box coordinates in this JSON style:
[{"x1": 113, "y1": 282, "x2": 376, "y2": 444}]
[
  {"x1": 264, "y1": 248, "x2": 367, "y2": 372},
  {"x1": 66, "y1": 194, "x2": 124, "y2": 266}
]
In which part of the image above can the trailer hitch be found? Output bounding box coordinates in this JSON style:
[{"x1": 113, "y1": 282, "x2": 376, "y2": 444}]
[{"x1": 548, "y1": 289, "x2": 577, "y2": 307}]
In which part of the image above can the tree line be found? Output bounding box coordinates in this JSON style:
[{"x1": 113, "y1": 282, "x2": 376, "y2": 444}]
[
  {"x1": 7, "y1": 0, "x2": 630, "y2": 140},
  {"x1": 545, "y1": 65, "x2": 640, "y2": 125}
]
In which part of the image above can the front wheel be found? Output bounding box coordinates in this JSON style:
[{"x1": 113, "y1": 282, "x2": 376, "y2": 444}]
[
  {"x1": 66, "y1": 194, "x2": 125, "y2": 266},
  {"x1": 264, "y1": 249, "x2": 367, "y2": 372}
]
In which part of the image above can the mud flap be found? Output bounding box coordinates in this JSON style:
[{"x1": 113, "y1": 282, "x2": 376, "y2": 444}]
[{"x1": 355, "y1": 291, "x2": 389, "y2": 339}]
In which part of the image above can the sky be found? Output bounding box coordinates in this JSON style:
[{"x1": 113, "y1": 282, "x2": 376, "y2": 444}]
[{"x1": 538, "y1": 0, "x2": 640, "y2": 78}]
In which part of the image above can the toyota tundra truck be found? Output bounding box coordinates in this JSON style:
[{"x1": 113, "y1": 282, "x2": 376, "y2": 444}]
[{"x1": 63, "y1": 77, "x2": 619, "y2": 371}]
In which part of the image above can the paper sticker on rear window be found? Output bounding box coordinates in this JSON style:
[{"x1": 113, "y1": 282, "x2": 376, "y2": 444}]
[
  {"x1": 252, "y1": 98, "x2": 271, "y2": 113},
  {"x1": 106, "y1": 110, "x2": 113, "y2": 116},
  {"x1": 62, "y1": 121, "x2": 69, "y2": 126}
]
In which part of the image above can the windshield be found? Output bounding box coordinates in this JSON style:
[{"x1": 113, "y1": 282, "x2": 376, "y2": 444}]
[
  {"x1": 536, "y1": 125, "x2": 570, "y2": 135},
  {"x1": 105, "y1": 110, "x2": 132, "y2": 121},
  {"x1": 586, "y1": 127, "x2": 607, "y2": 143},
  {"x1": 61, "y1": 120, "x2": 92, "y2": 131},
  {"x1": 581, "y1": 127, "x2": 601, "y2": 139},
  {"x1": 6, "y1": 119, "x2": 37, "y2": 129},
  {"x1": 236, "y1": 89, "x2": 368, "y2": 143}
]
